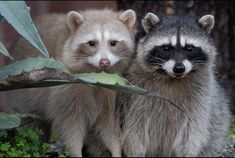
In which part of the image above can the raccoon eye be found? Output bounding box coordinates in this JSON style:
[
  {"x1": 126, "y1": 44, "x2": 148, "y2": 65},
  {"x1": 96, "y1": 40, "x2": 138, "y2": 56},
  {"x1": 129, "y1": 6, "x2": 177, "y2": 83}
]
[
  {"x1": 185, "y1": 45, "x2": 194, "y2": 51},
  {"x1": 88, "y1": 41, "x2": 96, "y2": 47},
  {"x1": 110, "y1": 40, "x2": 117, "y2": 47},
  {"x1": 161, "y1": 45, "x2": 170, "y2": 51}
]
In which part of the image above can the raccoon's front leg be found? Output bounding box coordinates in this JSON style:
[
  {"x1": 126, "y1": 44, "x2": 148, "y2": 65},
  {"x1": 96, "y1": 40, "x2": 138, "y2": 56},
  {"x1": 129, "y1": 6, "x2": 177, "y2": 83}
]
[
  {"x1": 49, "y1": 85, "x2": 99, "y2": 157},
  {"x1": 95, "y1": 119, "x2": 121, "y2": 157},
  {"x1": 60, "y1": 115, "x2": 88, "y2": 157},
  {"x1": 122, "y1": 132, "x2": 147, "y2": 157},
  {"x1": 172, "y1": 116, "x2": 210, "y2": 157},
  {"x1": 95, "y1": 90, "x2": 121, "y2": 157}
]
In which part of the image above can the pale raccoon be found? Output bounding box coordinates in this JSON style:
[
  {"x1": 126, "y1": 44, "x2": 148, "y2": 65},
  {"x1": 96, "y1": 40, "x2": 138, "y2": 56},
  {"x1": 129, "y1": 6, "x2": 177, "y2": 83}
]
[
  {"x1": 118, "y1": 13, "x2": 231, "y2": 157},
  {"x1": 8, "y1": 9, "x2": 136, "y2": 157}
]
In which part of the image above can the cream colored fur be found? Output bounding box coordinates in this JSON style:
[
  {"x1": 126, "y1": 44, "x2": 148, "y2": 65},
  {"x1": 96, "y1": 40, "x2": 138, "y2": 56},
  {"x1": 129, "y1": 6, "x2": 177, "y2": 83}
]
[{"x1": 7, "y1": 9, "x2": 136, "y2": 157}]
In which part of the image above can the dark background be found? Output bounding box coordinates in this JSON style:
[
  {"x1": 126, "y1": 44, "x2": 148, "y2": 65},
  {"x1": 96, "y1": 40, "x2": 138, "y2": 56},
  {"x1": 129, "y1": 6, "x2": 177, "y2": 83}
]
[{"x1": 0, "y1": 1, "x2": 235, "y2": 113}]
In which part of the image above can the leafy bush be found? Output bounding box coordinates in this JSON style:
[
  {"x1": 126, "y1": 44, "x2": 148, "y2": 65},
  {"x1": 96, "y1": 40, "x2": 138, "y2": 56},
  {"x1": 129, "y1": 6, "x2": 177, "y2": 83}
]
[
  {"x1": 0, "y1": 127, "x2": 69, "y2": 157},
  {"x1": 0, "y1": 128, "x2": 48, "y2": 157}
]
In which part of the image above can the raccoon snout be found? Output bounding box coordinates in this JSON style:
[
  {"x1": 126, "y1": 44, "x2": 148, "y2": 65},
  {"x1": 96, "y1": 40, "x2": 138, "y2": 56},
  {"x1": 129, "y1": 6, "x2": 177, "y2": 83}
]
[
  {"x1": 173, "y1": 63, "x2": 185, "y2": 74},
  {"x1": 99, "y1": 58, "x2": 111, "y2": 69},
  {"x1": 162, "y1": 60, "x2": 192, "y2": 78}
]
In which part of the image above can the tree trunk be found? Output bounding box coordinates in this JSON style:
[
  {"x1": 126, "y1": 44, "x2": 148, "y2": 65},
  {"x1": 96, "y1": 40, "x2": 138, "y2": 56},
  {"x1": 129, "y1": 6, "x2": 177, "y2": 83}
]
[{"x1": 117, "y1": 0, "x2": 235, "y2": 113}]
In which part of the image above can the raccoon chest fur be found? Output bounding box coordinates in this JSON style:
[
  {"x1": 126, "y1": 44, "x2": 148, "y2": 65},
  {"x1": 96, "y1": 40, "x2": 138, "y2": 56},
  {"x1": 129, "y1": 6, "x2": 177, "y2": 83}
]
[
  {"x1": 46, "y1": 84, "x2": 116, "y2": 129},
  {"x1": 122, "y1": 77, "x2": 212, "y2": 156}
]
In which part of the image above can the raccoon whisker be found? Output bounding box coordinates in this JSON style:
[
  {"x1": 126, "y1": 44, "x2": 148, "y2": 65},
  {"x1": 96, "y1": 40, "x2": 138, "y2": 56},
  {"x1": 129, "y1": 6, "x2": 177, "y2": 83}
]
[
  {"x1": 191, "y1": 59, "x2": 206, "y2": 62},
  {"x1": 72, "y1": 57, "x2": 87, "y2": 60},
  {"x1": 71, "y1": 56, "x2": 89, "y2": 58},
  {"x1": 73, "y1": 54, "x2": 92, "y2": 57},
  {"x1": 194, "y1": 62, "x2": 207, "y2": 65},
  {"x1": 149, "y1": 58, "x2": 167, "y2": 63},
  {"x1": 148, "y1": 55, "x2": 166, "y2": 60},
  {"x1": 150, "y1": 60, "x2": 165, "y2": 64},
  {"x1": 147, "y1": 62, "x2": 164, "y2": 67},
  {"x1": 191, "y1": 66, "x2": 207, "y2": 72},
  {"x1": 119, "y1": 57, "x2": 131, "y2": 60},
  {"x1": 149, "y1": 58, "x2": 165, "y2": 61},
  {"x1": 117, "y1": 51, "x2": 130, "y2": 55},
  {"x1": 71, "y1": 55, "x2": 92, "y2": 59},
  {"x1": 156, "y1": 59, "x2": 166, "y2": 62},
  {"x1": 192, "y1": 63, "x2": 207, "y2": 67},
  {"x1": 191, "y1": 57, "x2": 206, "y2": 60}
]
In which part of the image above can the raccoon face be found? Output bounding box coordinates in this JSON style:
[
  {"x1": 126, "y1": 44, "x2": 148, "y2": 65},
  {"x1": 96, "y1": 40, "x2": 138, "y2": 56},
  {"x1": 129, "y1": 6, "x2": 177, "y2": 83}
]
[
  {"x1": 145, "y1": 42, "x2": 208, "y2": 78},
  {"x1": 63, "y1": 9, "x2": 136, "y2": 73},
  {"x1": 138, "y1": 13, "x2": 216, "y2": 78}
]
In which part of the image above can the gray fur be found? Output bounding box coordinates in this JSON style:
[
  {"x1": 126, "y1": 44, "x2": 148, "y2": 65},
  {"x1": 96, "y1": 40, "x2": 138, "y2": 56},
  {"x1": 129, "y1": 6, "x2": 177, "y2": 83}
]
[{"x1": 118, "y1": 13, "x2": 231, "y2": 157}]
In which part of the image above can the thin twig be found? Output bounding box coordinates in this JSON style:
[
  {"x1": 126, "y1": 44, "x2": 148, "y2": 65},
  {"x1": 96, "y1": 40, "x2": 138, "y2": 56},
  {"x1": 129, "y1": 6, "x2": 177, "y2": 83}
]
[{"x1": 140, "y1": 90, "x2": 185, "y2": 113}]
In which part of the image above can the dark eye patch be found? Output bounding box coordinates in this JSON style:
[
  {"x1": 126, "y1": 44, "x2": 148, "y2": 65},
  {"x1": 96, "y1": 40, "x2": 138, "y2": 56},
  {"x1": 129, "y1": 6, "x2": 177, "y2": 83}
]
[
  {"x1": 76, "y1": 42, "x2": 98, "y2": 57},
  {"x1": 184, "y1": 44, "x2": 195, "y2": 52},
  {"x1": 161, "y1": 44, "x2": 173, "y2": 51},
  {"x1": 145, "y1": 45, "x2": 173, "y2": 65},
  {"x1": 110, "y1": 40, "x2": 132, "y2": 57},
  {"x1": 185, "y1": 45, "x2": 208, "y2": 63}
]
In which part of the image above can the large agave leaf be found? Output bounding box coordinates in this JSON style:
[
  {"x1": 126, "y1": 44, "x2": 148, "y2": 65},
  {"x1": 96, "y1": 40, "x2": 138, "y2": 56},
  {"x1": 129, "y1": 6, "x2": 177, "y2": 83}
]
[
  {"x1": 0, "y1": 112, "x2": 20, "y2": 129},
  {"x1": 74, "y1": 72, "x2": 147, "y2": 94},
  {"x1": 0, "y1": 58, "x2": 146, "y2": 94},
  {"x1": 0, "y1": 41, "x2": 13, "y2": 60},
  {"x1": 0, "y1": 58, "x2": 67, "y2": 80},
  {"x1": 0, "y1": 1, "x2": 49, "y2": 58}
]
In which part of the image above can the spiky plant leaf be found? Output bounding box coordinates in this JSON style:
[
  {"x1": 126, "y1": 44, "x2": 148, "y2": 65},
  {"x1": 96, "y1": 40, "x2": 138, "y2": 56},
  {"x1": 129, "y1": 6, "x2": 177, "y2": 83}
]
[
  {"x1": 0, "y1": 112, "x2": 20, "y2": 129},
  {"x1": 0, "y1": 1, "x2": 49, "y2": 58},
  {"x1": 0, "y1": 41, "x2": 13, "y2": 60},
  {"x1": 0, "y1": 58, "x2": 66, "y2": 80},
  {"x1": 74, "y1": 72, "x2": 147, "y2": 94},
  {"x1": 0, "y1": 58, "x2": 146, "y2": 94}
]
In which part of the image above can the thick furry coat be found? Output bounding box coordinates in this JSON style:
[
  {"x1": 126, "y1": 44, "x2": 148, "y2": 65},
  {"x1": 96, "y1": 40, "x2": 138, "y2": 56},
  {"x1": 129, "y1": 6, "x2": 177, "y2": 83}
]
[
  {"x1": 118, "y1": 13, "x2": 231, "y2": 157},
  {"x1": 7, "y1": 9, "x2": 136, "y2": 157}
]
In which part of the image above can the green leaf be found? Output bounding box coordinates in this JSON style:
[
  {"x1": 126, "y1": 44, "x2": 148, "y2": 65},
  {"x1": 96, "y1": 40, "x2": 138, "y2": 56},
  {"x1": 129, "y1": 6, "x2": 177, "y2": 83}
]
[
  {"x1": 75, "y1": 72, "x2": 126, "y2": 85},
  {"x1": 8, "y1": 148, "x2": 19, "y2": 157},
  {"x1": 74, "y1": 72, "x2": 147, "y2": 94},
  {"x1": 0, "y1": 129, "x2": 8, "y2": 138},
  {"x1": 34, "y1": 72, "x2": 146, "y2": 94},
  {"x1": 0, "y1": 112, "x2": 20, "y2": 129},
  {"x1": 0, "y1": 143, "x2": 11, "y2": 151},
  {"x1": 0, "y1": 1, "x2": 49, "y2": 58},
  {"x1": 0, "y1": 58, "x2": 146, "y2": 94},
  {"x1": 0, "y1": 58, "x2": 67, "y2": 80},
  {"x1": 0, "y1": 41, "x2": 13, "y2": 60}
]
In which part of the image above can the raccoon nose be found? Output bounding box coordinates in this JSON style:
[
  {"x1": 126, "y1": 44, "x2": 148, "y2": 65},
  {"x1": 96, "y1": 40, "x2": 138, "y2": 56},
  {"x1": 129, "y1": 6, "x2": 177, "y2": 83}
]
[
  {"x1": 173, "y1": 63, "x2": 185, "y2": 74},
  {"x1": 99, "y1": 58, "x2": 110, "y2": 69}
]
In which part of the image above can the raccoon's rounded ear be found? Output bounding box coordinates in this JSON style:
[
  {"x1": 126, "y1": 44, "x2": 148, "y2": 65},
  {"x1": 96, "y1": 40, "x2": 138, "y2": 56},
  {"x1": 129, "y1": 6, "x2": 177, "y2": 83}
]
[
  {"x1": 67, "y1": 11, "x2": 84, "y2": 33},
  {"x1": 142, "y1": 12, "x2": 160, "y2": 33},
  {"x1": 119, "y1": 9, "x2": 136, "y2": 29},
  {"x1": 198, "y1": 15, "x2": 214, "y2": 33}
]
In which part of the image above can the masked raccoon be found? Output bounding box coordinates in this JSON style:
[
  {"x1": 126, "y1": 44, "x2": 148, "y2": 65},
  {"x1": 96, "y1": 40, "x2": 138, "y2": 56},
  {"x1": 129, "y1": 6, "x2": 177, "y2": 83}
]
[
  {"x1": 118, "y1": 13, "x2": 231, "y2": 157},
  {"x1": 8, "y1": 9, "x2": 136, "y2": 157}
]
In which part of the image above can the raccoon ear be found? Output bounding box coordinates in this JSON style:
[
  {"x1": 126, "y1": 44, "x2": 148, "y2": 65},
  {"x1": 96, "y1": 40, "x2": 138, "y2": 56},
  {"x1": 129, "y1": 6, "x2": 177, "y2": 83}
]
[
  {"x1": 67, "y1": 11, "x2": 84, "y2": 33},
  {"x1": 198, "y1": 15, "x2": 214, "y2": 33},
  {"x1": 142, "y1": 12, "x2": 160, "y2": 33},
  {"x1": 119, "y1": 9, "x2": 136, "y2": 28}
]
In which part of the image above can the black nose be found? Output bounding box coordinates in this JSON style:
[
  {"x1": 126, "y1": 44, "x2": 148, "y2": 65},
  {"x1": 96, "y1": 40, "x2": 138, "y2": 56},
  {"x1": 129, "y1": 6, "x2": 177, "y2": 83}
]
[{"x1": 173, "y1": 63, "x2": 185, "y2": 74}]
